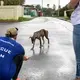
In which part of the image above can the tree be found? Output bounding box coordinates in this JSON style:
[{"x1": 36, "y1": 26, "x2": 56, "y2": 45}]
[
  {"x1": 25, "y1": 5, "x2": 34, "y2": 8},
  {"x1": 35, "y1": 5, "x2": 41, "y2": 10},
  {"x1": 53, "y1": 4, "x2": 56, "y2": 10},
  {"x1": 2, "y1": 0, "x2": 25, "y2": 5},
  {"x1": 59, "y1": 5, "x2": 61, "y2": 9},
  {"x1": 47, "y1": 4, "x2": 49, "y2": 8},
  {"x1": 42, "y1": 7, "x2": 53, "y2": 16}
]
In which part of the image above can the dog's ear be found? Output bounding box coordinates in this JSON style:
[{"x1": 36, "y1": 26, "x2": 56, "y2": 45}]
[{"x1": 29, "y1": 36, "x2": 31, "y2": 38}]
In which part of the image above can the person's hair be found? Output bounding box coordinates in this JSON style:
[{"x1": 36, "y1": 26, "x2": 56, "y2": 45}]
[{"x1": 5, "y1": 27, "x2": 18, "y2": 38}]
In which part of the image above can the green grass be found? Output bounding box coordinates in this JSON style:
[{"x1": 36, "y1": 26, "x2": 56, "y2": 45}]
[
  {"x1": 64, "y1": 16, "x2": 70, "y2": 21},
  {"x1": 18, "y1": 17, "x2": 33, "y2": 22},
  {"x1": 0, "y1": 17, "x2": 33, "y2": 22},
  {"x1": 0, "y1": 19, "x2": 18, "y2": 22}
]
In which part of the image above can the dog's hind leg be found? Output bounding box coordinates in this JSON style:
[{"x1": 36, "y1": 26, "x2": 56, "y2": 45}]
[
  {"x1": 46, "y1": 37, "x2": 50, "y2": 47},
  {"x1": 47, "y1": 38, "x2": 49, "y2": 44},
  {"x1": 45, "y1": 31, "x2": 49, "y2": 44},
  {"x1": 45, "y1": 35, "x2": 49, "y2": 44}
]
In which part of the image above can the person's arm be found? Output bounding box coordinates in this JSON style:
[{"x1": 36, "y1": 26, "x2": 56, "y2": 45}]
[
  {"x1": 13, "y1": 54, "x2": 24, "y2": 80},
  {"x1": 62, "y1": 0, "x2": 79, "y2": 10},
  {"x1": 12, "y1": 54, "x2": 29, "y2": 80},
  {"x1": 20, "y1": 46, "x2": 29, "y2": 61},
  {"x1": 22, "y1": 48, "x2": 29, "y2": 61},
  {"x1": 67, "y1": 0, "x2": 80, "y2": 9}
]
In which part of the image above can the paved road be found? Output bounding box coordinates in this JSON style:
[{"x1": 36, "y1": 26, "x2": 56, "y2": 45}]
[{"x1": 0, "y1": 17, "x2": 76, "y2": 80}]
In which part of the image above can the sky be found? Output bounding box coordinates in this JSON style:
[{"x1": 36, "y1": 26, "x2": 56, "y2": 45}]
[{"x1": 25, "y1": 0, "x2": 70, "y2": 9}]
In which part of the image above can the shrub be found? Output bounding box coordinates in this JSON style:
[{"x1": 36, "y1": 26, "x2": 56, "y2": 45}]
[{"x1": 18, "y1": 17, "x2": 33, "y2": 22}]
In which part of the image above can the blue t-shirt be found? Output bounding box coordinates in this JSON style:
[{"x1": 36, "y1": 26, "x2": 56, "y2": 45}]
[{"x1": 0, "y1": 37, "x2": 25, "y2": 80}]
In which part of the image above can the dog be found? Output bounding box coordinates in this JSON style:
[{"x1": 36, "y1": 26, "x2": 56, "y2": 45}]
[{"x1": 30, "y1": 29, "x2": 49, "y2": 50}]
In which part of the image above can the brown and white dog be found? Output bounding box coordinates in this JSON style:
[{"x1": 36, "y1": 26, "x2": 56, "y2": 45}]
[{"x1": 30, "y1": 29, "x2": 49, "y2": 50}]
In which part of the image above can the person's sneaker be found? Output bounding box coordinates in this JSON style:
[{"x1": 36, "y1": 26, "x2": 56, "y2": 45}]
[{"x1": 16, "y1": 78, "x2": 20, "y2": 80}]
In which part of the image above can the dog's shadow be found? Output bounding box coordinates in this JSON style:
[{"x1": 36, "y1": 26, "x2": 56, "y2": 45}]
[{"x1": 32, "y1": 45, "x2": 49, "y2": 56}]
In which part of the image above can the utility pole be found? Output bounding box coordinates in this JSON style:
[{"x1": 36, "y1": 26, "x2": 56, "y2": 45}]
[
  {"x1": 41, "y1": 0, "x2": 43, "y2": 14},
  {"x1": 58, "y1": 0, "x2": 60, "y2": 16},
  {"x1": 42, "y1": 0, "x2": 43, "y2": 9}
]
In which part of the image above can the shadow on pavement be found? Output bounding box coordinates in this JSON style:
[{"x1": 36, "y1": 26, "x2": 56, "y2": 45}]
[{"x1": 32, "y1": 45, "x2": 49, "y2": 56}]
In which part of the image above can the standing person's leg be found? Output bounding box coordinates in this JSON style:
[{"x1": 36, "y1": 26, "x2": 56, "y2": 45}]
[{"x1": 73, "y1": 24, "x2": 80, "y2": 79}]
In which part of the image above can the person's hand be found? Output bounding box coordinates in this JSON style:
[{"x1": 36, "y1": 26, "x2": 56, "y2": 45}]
[
  {"x1": 23, "y1": 56, "x2": 29, "y2": 61},
  {"x1": 16, "y1": 77, "x2": 20, "y2": 80}
]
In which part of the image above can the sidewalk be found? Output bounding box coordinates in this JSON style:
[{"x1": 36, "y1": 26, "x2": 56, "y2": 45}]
[
  {"x1": 0, "y1": 17, "x2": 76, "y2": 80},
  {"x1": 17, "y1": 17, "x2": 76, "y2": 80}
]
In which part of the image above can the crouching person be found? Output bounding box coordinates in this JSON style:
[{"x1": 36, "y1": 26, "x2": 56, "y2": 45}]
[{"x1": 0, "y1": 27, "x2": 29, "y2": 80}]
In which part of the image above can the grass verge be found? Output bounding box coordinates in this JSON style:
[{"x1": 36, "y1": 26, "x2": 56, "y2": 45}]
[{"x1": 0, "y1": 17, "x2": 33, "y2": 22}]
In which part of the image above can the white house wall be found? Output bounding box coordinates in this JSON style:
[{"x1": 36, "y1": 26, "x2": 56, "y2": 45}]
[{"x1": 0, "y1": 6, "x2": 24, "y2": 20}]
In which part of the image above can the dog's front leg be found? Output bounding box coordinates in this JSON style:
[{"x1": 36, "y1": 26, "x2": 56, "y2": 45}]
[
  {"x1": 39, "y1": 38, "x2": 42, "y2": 48},
  {"x1": 31, "y1": 42, "x2": 35, "y2": 50},
  {"x1": 42, "y1": 37, "x2": 45, "y2": 44}
]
